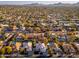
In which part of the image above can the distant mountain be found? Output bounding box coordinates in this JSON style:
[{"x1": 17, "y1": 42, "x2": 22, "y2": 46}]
[
  {"x1": 75, "y1": 2, "x2": 79, "y2": 4},
  {"x1": 0, "y1": 2, "x2": 79, "y2": 7},
  {"x1": 48, "y1": 2, "x2": 75, "y2": 7},
  {"x1": 74, "y1": 2, "x2": 79, "y2": 6},
  {"x1": 23, "y1": 2, "x2": 78, "y2": 7},
  {"x1": 23, "y1": 3, "x2": 46, "y2": 6},
  {"x1": 53, "y1": 2, "x2": 64, "y2": 5}
]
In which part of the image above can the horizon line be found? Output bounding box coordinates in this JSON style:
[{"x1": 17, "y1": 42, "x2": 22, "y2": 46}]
[{"x1": 0, "y1": 1, "x2": 78, "y2": 5}]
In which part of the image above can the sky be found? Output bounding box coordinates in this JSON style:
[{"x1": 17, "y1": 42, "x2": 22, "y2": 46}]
[{"x1": 0, "y1": 0, "x2": 79, "y2": 5}]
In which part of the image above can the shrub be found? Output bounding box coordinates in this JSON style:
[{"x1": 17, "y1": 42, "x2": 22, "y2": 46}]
[
  {"x1": 5, "y1": 46, "x2": 12, "y2": 54},
  {"x1": 0, "y1": 47, "x2": 5, "y2": 54}
]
